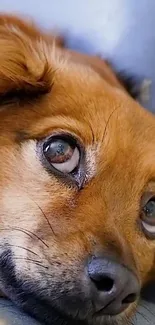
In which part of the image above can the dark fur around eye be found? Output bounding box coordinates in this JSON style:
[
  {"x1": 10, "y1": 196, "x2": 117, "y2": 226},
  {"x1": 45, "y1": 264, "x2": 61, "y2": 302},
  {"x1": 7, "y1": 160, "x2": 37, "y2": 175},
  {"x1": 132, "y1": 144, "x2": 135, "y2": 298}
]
[{"x1": 0, "y1": 83, "x2": 52, "y2": 106}]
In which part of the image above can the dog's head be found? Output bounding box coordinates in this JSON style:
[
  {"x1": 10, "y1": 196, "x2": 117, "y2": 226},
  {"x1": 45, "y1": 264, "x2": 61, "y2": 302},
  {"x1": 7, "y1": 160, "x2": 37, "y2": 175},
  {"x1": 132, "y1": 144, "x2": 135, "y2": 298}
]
[{"x1": 0, "y1": 14, "x2": 155, "y2": 325}]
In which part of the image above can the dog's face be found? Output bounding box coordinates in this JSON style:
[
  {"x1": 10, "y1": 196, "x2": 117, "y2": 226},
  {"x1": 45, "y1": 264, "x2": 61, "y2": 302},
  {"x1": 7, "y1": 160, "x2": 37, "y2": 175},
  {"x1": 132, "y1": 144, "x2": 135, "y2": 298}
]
[{"x1": 0, "y1": 15, "x2": 155, "y2": 325}]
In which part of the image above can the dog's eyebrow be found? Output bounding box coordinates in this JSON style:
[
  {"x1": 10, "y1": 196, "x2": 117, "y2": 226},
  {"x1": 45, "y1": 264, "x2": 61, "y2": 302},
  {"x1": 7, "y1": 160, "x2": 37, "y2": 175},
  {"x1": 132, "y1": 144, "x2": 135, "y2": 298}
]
[
  {"x1": 15, "y1": 131, "x2": 29, "y2": 142},
  {"x1": 0, "y1": 82, "x2": 53, "y2": 107}
]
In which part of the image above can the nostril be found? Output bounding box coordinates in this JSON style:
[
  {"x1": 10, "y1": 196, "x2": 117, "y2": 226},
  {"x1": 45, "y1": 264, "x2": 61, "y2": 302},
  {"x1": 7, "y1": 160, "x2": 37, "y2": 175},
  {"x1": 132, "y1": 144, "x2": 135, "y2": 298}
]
[
  {"x1": 92, "y1": 276, "x2": 114, "y2": 292},
  {"x1": 122, "y1": 293, "x2": 137, "y2": 304}
]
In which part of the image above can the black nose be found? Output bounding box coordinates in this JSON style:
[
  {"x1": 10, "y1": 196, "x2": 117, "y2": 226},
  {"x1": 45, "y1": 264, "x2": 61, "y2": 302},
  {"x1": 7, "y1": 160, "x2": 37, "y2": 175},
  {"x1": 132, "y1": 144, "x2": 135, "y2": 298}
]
[{"x1": 88, "y1": 257, "x2": 140, "y2": 315}]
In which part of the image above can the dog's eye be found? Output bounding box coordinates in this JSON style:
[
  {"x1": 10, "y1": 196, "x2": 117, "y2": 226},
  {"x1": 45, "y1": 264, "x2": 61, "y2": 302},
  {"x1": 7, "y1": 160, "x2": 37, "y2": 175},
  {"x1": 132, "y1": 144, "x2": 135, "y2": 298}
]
[
  {"x1": 43, "y1": 138, "x2": 80, "y2": 173},
  {"x1": 38, "y1": 134, "x2": 85, "y2": 188},
  {"x1": 141, "y1": 196, "x2": 155, "y2": 238}
]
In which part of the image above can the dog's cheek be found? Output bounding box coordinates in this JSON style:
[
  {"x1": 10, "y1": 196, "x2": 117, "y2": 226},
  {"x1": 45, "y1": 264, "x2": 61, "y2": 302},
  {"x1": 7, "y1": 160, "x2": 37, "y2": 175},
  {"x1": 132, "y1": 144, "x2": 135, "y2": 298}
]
[
  {"x1": 129, "y1": 235, "x2": 155, "y2": 284},
  {"x1": 0, "y1": 141, "x2": 88, "y2": 300},
  {"x1": 0, "y1": 141, "x2": 73, "y2": 270}
]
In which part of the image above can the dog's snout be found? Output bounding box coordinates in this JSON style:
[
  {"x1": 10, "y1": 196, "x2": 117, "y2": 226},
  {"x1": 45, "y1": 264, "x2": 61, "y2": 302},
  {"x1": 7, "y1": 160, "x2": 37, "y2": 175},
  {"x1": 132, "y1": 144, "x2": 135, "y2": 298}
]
[{"x1": 87, "y1": 257, "x2": 140, "y2": 315}]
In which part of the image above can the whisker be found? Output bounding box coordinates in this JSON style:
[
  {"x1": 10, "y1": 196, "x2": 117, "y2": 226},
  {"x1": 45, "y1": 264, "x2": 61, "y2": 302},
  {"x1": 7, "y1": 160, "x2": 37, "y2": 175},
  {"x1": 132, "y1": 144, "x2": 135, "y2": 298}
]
[
  {"x1": 0, "y1": 227, "x2": 49, "y2": 249},
  {"x1": 30, "y1": 198, "x2": 56, "y2": 237},
  {"x1": 6, "y1": 162, "x2": 56, "y2": 240},
  {"x1": 102, "y1": 106, "x2": 119, "y2": 144},
  {"x1": 0, "y1": 244, "x2": 39, "y2": 257},
  {"x1": 12, "y1": 256, "x2": 49, "y2": 270},
  {"x1": 12, "y1": 256, "x2": 42, "y2": 263},
  {"x1": 38, "y1": 271, "x2": 53, "y2": 277}
]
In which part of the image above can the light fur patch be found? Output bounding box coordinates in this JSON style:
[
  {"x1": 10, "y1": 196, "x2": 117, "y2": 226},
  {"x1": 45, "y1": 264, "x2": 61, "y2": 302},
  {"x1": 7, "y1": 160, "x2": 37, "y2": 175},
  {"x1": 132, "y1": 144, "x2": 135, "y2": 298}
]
[
  {"x1": 5, "y1": 23, "x2": 23, "y2": 36},
  {"x1": 139, "y1": 79, "x2": 152, "y2": 104},
  {"x1": 85, "y1": 145, "x2": 97, "y2": 181}
]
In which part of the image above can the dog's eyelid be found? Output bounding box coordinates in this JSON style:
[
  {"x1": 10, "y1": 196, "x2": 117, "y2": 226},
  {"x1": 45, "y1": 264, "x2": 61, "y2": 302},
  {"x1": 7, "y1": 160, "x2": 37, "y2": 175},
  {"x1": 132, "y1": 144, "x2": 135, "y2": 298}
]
[{"x1": 141, "y1": 192, "x2": 155, "y2": 208}]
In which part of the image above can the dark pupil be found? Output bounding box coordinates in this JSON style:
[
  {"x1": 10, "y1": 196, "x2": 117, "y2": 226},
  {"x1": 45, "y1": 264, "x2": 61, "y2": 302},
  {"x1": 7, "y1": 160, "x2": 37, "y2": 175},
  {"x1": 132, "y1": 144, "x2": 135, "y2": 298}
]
[
  {"x1": 52, "y1": 142, "x2": 65, "y2": 157},
  {"x1": 49, "y1": 140, "x2": 68, "y2": 157},
  {"x1": 144, "y1": 200, "x2": 155, "y2": 218},
  {"x1": 44, "y1": 139, "x2": 73, "y2": 163}
]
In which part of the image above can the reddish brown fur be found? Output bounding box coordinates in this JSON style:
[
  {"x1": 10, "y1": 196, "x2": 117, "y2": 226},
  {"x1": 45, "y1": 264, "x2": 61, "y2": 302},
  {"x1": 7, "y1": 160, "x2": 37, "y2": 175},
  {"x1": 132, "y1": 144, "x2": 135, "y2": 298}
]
[{"x1": 0, "y1": 14, "x2": 154, "y2": 325}]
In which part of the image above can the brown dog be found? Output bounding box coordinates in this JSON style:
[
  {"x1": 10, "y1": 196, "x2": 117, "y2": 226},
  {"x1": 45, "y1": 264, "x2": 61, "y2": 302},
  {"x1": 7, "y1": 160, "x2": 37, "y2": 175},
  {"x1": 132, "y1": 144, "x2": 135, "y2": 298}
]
[{"x1": 0, "y1": 14, "x2": 154, "y2": 325}]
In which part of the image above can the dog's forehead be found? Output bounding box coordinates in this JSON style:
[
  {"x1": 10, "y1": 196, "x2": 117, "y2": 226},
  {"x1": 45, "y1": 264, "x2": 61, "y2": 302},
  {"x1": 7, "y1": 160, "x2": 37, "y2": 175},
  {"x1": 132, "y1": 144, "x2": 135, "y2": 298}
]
[
  {"x1": 46, "y1": 67, "x2": 155, "y2": 177},
  {"x1": 39, "y1": 65, "x2": 155, "y2": 148},
  {"x1": 1, "y1": 57, "x2": 155, "y2": 159}
]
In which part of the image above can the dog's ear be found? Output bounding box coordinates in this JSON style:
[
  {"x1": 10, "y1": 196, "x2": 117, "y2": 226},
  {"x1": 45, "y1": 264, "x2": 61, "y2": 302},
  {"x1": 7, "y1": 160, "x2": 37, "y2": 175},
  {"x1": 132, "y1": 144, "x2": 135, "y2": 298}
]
[{"x1": 0, "y1": 15, "x2": 61, "y2": 105}]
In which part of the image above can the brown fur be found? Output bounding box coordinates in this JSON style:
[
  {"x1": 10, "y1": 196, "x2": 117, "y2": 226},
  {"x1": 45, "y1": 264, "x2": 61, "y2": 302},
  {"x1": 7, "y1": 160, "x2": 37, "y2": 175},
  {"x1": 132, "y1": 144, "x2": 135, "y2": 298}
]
[{"x1": 0, "y1": 14, "x2": 154, "y2": 325}]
